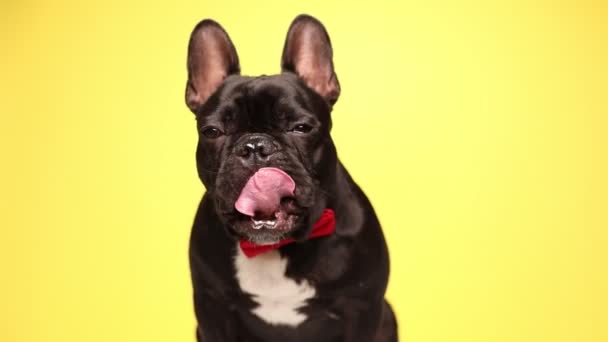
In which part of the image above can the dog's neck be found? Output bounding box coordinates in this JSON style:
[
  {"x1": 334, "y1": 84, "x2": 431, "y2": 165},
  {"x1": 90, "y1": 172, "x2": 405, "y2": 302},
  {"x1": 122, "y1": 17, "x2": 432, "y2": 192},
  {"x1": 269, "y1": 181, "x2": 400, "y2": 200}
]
[{"x1": 325, "y1": 161, "x2": 367, "y2": 236}]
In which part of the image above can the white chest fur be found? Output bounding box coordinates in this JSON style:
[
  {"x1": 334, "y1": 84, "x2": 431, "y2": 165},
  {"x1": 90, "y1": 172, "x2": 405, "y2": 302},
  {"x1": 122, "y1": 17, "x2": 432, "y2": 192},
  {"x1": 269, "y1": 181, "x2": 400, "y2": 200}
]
[{"x1": 234, "y1": 244, "x2": 316, "y2": 327}]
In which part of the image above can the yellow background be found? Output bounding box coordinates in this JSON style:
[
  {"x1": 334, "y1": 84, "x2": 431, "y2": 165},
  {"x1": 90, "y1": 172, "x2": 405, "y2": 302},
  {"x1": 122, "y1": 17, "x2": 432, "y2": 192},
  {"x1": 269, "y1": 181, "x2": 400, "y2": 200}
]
[{"x1": 1, "y1": 0, "x2": 606, "y2": 341}]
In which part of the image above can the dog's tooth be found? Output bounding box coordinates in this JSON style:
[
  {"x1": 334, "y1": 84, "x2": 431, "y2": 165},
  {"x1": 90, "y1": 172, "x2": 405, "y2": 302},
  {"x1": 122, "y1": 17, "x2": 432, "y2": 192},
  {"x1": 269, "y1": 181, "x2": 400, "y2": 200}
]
[
  {"x1": 251, "y1": 218, "x2": 277, "y2": 229},
  {"x1": 263, "y1": 219, "x2": 277, "y2": 229}
]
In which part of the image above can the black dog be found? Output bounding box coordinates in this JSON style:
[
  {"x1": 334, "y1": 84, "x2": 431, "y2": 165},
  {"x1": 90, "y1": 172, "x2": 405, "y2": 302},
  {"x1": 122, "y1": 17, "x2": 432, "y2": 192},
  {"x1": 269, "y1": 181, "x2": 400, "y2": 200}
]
[{"x1": 185, "y1": 14, "x2": 397, "y2": 342}]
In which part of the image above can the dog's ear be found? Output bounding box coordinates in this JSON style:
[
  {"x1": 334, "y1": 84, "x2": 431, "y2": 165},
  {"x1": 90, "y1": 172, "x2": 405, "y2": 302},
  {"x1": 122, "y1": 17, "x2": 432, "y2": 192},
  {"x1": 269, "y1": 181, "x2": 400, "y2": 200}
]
[
  {"x1": 281, "y1": 15, "x2": 340, "y2": 106},
  {"x1": 186, "y1": 19, "x2": 240, "y2": 113}
]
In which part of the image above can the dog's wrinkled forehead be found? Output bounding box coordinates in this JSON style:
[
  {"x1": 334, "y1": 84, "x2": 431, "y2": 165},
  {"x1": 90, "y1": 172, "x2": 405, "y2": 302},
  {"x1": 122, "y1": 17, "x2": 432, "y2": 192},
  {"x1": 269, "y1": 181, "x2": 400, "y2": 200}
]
[{"x1": 197, "y1": 73, "x2": 330, "y2": 129}]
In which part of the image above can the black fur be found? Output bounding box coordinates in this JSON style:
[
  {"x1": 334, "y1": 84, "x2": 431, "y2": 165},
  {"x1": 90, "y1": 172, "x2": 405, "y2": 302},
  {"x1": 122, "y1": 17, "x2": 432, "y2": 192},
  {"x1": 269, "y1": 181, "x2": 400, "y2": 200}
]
[{"x1": 186, "y1": 14, "x2": 397, "y2": 342}]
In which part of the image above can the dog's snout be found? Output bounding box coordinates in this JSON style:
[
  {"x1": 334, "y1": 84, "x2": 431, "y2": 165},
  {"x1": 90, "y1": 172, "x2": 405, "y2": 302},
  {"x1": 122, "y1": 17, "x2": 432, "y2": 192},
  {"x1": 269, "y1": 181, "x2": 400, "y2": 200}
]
[{"x1": 235, "y1": 135, "x2": 277, "y2": 162}]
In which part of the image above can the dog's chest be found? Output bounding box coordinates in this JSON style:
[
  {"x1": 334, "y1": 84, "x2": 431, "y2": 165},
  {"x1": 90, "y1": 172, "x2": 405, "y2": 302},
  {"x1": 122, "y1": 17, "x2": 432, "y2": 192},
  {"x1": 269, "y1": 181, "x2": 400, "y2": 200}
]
[{"x1": 233, "y1": 244, "x2": 316, "y2": 327}]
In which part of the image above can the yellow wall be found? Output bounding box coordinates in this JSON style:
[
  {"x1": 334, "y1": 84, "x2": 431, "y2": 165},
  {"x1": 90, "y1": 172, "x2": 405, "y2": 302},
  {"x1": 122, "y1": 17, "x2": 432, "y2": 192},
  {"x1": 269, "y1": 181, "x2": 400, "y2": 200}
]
[{"x1": 1, "y1": 1, "x2": 606, "y2": 341}]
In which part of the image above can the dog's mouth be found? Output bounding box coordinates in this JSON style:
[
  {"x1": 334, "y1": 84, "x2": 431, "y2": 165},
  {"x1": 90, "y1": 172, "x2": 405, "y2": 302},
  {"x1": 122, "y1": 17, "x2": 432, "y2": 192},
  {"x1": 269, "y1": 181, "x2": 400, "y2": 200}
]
[
  {"x1": 231, "y1": 168, "x2": 302, "y2": 244},
  {"x1": 247, "y1": 198, "x2": 297, "y2": 230},
  {"x1": 232, "y1": 198, "x2": 300, "y2": 244}
]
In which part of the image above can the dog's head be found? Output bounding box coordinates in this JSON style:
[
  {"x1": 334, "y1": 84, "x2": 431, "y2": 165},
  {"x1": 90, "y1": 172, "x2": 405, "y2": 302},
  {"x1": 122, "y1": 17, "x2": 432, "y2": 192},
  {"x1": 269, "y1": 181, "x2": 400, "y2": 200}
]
[{"x1": 185, "y1": 15, "x2": 341, "y2": 245}]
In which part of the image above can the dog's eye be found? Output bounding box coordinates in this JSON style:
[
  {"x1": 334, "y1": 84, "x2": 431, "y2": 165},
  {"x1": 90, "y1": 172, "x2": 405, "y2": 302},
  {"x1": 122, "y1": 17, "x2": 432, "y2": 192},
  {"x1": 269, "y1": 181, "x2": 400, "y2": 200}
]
[
  {"x1": 200, "y1": 126, "x2": 223, "y2": 139},
  {"x1": 291, "y1": 124, "x2": 313, "y2": 134}
]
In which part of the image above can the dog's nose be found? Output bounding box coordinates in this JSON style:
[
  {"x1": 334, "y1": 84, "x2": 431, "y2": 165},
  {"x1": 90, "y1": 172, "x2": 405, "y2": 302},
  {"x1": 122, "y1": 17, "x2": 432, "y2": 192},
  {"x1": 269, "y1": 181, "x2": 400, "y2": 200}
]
[{"x1": 235, "y1": 134, "x2": 278, "y2": 162}]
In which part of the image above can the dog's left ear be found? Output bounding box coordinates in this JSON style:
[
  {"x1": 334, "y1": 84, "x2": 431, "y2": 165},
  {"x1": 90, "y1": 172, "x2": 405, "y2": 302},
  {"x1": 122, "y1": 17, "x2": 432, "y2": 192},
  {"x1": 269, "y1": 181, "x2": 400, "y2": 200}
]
[{"x1": 281, "y1": 15, "x2": 340, "y2": 106}]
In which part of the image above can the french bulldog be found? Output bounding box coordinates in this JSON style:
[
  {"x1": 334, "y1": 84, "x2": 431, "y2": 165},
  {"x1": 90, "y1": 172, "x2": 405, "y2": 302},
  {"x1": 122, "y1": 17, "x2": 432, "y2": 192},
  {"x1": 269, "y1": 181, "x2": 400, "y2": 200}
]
[{"x1": 185, "y1": 14, "x2": 397, "y2": 342}]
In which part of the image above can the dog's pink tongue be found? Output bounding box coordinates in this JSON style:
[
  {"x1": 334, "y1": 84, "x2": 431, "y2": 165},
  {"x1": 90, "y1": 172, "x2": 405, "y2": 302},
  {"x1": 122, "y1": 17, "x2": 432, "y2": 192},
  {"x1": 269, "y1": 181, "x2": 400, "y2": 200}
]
[{"x1": 235, "y1": 168, "x2": 296, "y2": 217}]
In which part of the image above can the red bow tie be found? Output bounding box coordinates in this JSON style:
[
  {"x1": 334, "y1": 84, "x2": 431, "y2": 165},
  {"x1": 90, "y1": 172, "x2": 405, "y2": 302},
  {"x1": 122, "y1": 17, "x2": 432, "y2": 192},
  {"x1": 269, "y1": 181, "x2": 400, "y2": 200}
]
[{"x1": 239, "y1": 209, "x2": 336, "y2": 258}]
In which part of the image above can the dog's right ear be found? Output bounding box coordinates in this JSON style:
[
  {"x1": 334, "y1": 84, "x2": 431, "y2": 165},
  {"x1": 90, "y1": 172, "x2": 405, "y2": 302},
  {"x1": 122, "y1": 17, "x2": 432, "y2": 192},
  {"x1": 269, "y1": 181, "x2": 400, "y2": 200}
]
[{"x1": 185, "y1": 20, "x2": 240, "y2": 113}]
